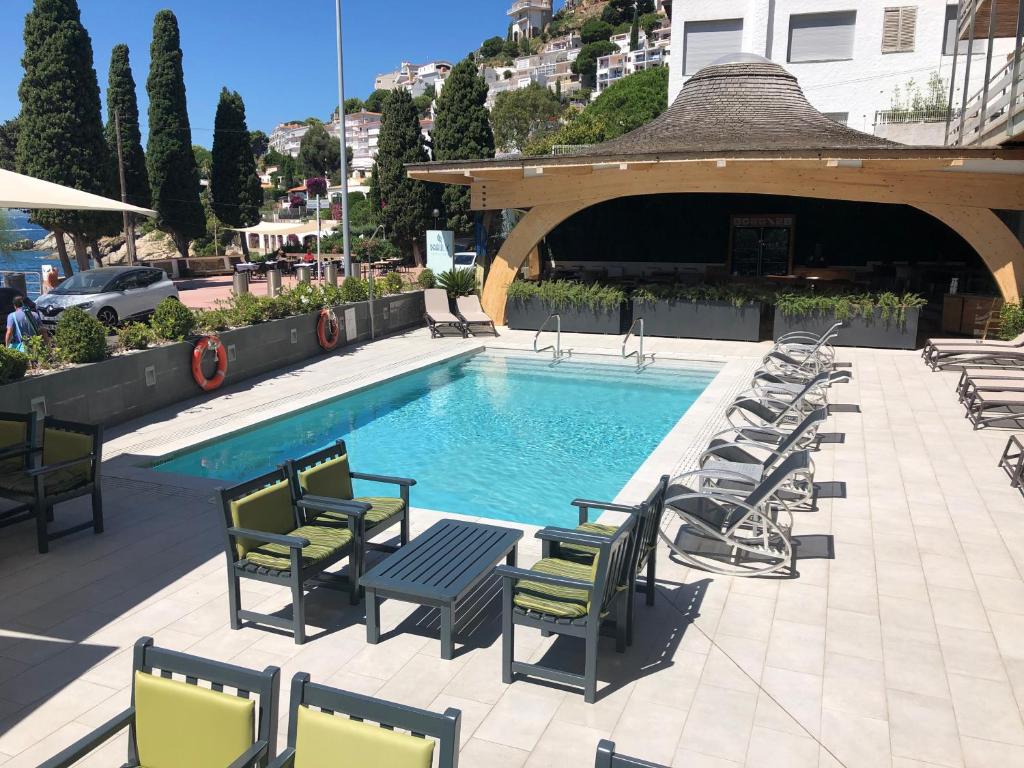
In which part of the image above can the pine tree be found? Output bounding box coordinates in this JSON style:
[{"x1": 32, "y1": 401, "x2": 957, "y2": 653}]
[
  {"x1": 370, "y1": 90, "x2": 435, "y2": 265},
  {"x1": 105, "y1": 44, "x2": 150, "y2": 209},
  {"x1": 17, "y1": 0, "x2": 115, "y2": 273},
  {"x1": 211, "y1": 88, "x2": 261, "y2": 255},
  {"x1": 146, "y1": 9, "x2": 205, "y2": 258},
  {"x1": 297, "y1": 120, "x2": 340, "y2": 180},
  {"x1": 432, "y1": 57, "x2": 494, "y2": 235}
]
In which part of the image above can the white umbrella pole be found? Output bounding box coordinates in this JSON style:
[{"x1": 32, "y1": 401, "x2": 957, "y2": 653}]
[{"x1": 316, "y1": 194, "x2": 322, "y2": 280}]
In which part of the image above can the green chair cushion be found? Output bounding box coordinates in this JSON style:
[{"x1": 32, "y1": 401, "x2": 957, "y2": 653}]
[
  {"x1": 244, "y1": 524, "x2": 353, "y2": 571},
  {"x1": 314, "y1": 496, "x2": 405, "y2": 528},
  {"x1": 0, "y1": 420, "x2": 27, "y2": 453},
  {"x1": 557, "y1": 522, "x2": 619, "y2": 563},
  {"x1": 42, "y1": 428, "x2": 93, "y2": 486},
  {"x1": 134, "y1": 670, "x2": 255, "y2": 768},
  {"x1": 0, "y1": 466, "x2": 87, "y2": 501},
  {"x1": 298, "y1": 453, "x2": 354, "y2": 500},
  {"x1": 513, "y1": 557, "x2": 595, "y2": 619},
  {"x1": 230, "y1": 480, "x2": 296, "y2": 559},
  {"x1": 294, "y1": 704, "x2": 434, "y2": 768}
]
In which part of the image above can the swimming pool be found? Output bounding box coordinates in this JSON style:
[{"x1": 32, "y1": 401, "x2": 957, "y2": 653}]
[{"x1": 154, "y1": 351, "x2": 718, "y2": 526}]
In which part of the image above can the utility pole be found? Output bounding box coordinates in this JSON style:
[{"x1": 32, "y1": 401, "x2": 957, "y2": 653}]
[{"x1": 113, "y1": 110, "x2": 137, "y2": 265}]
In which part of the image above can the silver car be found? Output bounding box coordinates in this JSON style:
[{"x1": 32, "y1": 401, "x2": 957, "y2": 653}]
[{"x1": 35, "y1": 266, "x2": 179, "y2": 329}]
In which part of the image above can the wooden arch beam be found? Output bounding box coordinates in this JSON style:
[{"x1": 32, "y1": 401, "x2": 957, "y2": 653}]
[{"x1": 481, "y1": 195, "x2": 1024, "y2": 324}]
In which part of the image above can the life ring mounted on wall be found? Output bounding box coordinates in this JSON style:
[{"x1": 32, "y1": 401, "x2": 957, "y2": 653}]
[
  {"x1": 192, "y1": 335, "x2": 228, "y2": 391},
  {"x1": 317, "y1": 308, "x2": 341, "y2": 351}
]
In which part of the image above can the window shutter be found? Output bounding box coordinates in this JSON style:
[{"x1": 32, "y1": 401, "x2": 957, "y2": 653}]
[
  {"x1": 788, "y1": 11, "x2": 858, "y2": 63},
  {"x1": 683, "y1": 19, "x2": 744, "y2": 75},
  {"x1": 882, "y1": 7, "x2": 917, "y2": 53}
]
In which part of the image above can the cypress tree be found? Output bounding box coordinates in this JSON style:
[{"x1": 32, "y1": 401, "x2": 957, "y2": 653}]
[
  {"x1": 17, "y1": 0, "x2": 115, "y2": 273},
  {"x1": 370, "y1": 90, "x2": 434, "y2": 265},
  {"x1": 432, "y1": 57, "x2": 494, "y2": 235},
  {"x1": 146, "y1": 10, "x2": 205, "y2": 258},
  {"x1": 105, "y1": 44, "x2": 150, "y2": 209},
  {"x1": 211, "y1": 88, "x2": 261, "y2": 254},
  {"x1": 629, "y1": 8, "x2": 640, "y2": 51}
]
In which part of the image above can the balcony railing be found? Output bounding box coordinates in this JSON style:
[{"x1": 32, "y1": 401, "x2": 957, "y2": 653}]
[
  {"x1": 875, "y1": 106, "x2": 952, "y2": 125},
  {"x1": 948, "y1": 52, "x2": 1024, "y2": 144}
]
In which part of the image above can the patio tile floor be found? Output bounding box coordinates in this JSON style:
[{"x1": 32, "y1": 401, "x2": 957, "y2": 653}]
[{"x1": 0, "y1": 329, "x2": 1021, "y2": 767}]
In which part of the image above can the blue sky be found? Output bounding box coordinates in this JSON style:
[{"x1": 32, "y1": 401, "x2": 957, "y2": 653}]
[{"x1": 0, "y1": 0, "x2": 542, "y2": 145}]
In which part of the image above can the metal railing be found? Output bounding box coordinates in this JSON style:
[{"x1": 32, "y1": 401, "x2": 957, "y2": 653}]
[
  {"x1": 551, "y1": 144, "x2": 595, "y2": 155},
  {"x1": 948, "y1": 52, "x2": 1024, "y2": 144},
  {"x1": 533, "y1": 313, "x2": 568, "y2": 361},
  {"x1": 622, "y1": 317, "x2": 650, "y2": 370},
  {"x1": 874, "y1": 107, "x2": 952, "y2": 125}
]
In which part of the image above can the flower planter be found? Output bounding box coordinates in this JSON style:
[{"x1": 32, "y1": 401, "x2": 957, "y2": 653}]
[
  {"x1": 772, "y1": 307, "x2": 920, "y2": 350},
  {"x1": 0, "y1": 292, "x2": 425, "y2": 427},
  {"x1": 505, "y1": 296, "x2": 628, "y2": 334},
  {"x1": 632, "y1": 299, "x2": 766, "y2": 341}
]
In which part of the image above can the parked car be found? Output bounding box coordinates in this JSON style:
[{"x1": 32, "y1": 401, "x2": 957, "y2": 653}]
[
  {"x1": 0, "y1": 286, "x2": 36, "y2": 331},
  {"x1": 34, "y1": 266, "x2": 178, "y2": 329}
]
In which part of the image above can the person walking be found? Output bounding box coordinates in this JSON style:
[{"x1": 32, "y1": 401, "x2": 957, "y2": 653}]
[{"x1": 5, "y1": 296, "x2": 46, "y2": 352}]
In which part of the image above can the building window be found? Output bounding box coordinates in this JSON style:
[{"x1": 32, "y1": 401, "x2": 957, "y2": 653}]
[
  {"x1": 882, "y1": 7, "x2": 917, "y2": 53},
  {"x1": 787, "y1": 11, "x2": 857, "y2": 63},
  {"x1": 823, "y1": 112, "x2": 850, "y2": 125},
  {"x1": 943, "y1": 4, "x2": 987, "y2": 55},
  {"x1": 683, "y1": 18, "x2": 743, "y2": 75}
]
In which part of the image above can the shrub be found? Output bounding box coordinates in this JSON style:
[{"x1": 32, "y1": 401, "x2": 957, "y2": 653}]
[
  {"x1": 632, "y1": 284, "x2": 771, "y2": 309},
  {"x1": 24, "y1": 335, "x2": 58, "y2": 370},
  {"x1": 380, "y1": 271, "x2": 405, "y2": 296},
  {"x1": 998, "y1": 302, "x2": 1024, "y2": 341},
  {"x1": 507, "y1": 280, "x2": 626, "y2": 312},
  {"x1": 339, "y1": 276, "x2": 369, "y2": 303},
  {"x1": 437, "y1": 269, "x2": 478, "y2": 298},
  {"x1": 54, "y1": 307, "x2": 107, "y2": 364},
  {"x1": 0, "y1": 345, "x2": 29, "y2": 384},
  {"x1": 151, "y1": 297, "x2": 195, "y2": 340},
  {"x1": 194, "y1": 308, "x2": 232, "y2": 333},
  {"x1": 775, "y1": 291, "x2": 926, "y2": 325},
  {"x1": 118, "y1": 322, "x2": 153, "y2": 350},
  {"x1": 417, "y1": 268, "x2": 436, "y2": 289},
  {"x1": 225, "y1": 292, "x2": 273, "y2": 326}
]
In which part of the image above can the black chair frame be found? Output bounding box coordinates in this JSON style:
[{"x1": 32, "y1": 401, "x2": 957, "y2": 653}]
[
  {"x1": 269, "y1": 672, "x2": 461, "y2": 768},
  {"x1": 39, "y1": 636, "x2": 280, "y2": 768},
  {"x1": 595, "y1": 739, "x2": 666, "y2": 768}
]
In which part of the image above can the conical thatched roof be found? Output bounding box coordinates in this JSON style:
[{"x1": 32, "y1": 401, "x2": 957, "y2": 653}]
[{"x1": 571, "y1": 54, "x2": 899, "y2": 157}]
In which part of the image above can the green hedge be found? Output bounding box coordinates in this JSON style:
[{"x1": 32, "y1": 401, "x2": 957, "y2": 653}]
[
  {"x1": 54, "y1": 308, "x2": 107, "y2": 364},
  {"x1": 999, "y1": 302, "x2": 1024, "y2": 340},
  {"x1": 506, "y1": 280, "x2": 627, "y2": 312},
  {"x1": 0, "y1": 346, "x2": 28, "y2": 384}
]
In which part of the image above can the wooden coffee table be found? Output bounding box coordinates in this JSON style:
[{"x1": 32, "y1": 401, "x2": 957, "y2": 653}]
[{"x1": 361, "y1": 519, "x2": 522, "y2": 659}]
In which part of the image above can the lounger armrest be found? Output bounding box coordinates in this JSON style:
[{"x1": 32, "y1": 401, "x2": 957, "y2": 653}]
[
  {"x1": 570, "y1": 498, "x2": 636, "y2": 514},
  {"x1": 26, "y1": 454, "x2": 95, "y2": 476},
  {"x1": 700, "y1": 441, "x2": 773, "y2": 464},
  {"x1": 227, "y1": 739, "x2": 269, "y2": 768},
  {"x1": 495, "y1": 564, "x2": 594, "y2": 592},
  {"x1": 673, "y1": 467, "x2": 763, "y2": 486},
  {"x1": 297, "y1": 494, "x2": 371, "y2": 518},
  {"x1": 38, "y1": 707, "x2": 135, "y2": 768},
  {"x1": 349, "y1": 471, "x2": 417, "y2": 487},
  {"x1": 268, "y1": 747, "x2": 297, "y2": 768},
  {"x1": 227, "y1": 527, "x2": 310, "y2": 549},
  {"x1": 0, "y1": 445, "x2": 39, "y2": 461},
  {"x1": 535, "y1": 527, "x2": 610, "y2": 548}
]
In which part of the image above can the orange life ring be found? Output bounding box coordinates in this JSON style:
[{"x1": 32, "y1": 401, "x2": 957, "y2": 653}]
[
  {"x1": 317, "y1": 308, "x2": 340, "y2": 351},
  {"x1": 192, "y1": 335, "x2": 228, "y2": 391}
]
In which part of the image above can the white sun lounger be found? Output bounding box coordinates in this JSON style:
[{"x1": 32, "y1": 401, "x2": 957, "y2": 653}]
[
  {"x1": 424, "y1": 289, "x2": 466, "y2": 339},
  {"x1": 966, "y1": 390, "x2": 1024, "y2": 429},
  {"x1": 455, "y1": 295, "x2": 497, "y2": 336}
]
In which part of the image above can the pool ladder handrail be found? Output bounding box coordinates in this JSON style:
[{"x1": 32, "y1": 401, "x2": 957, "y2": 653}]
[
  {"x1": 622, "y1": 317, "x2": 651, "y2": 369},
  {"x1": 534, "y1": 313, "x2": 568, "y2": 362}
]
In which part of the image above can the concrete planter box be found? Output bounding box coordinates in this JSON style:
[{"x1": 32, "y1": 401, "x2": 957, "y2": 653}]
[
  {"x1": 1, "y1": 291, "x2": 425, "y2": 427},
  {"x1": 632, "y1": 300, "x2": 766, "y2": 341},
  {"x1": 772, "y1": 306, "x2": 920, "y2": 350},
  {"x1": 505, "y1": 296, "x2": 628, "y2": 334}
]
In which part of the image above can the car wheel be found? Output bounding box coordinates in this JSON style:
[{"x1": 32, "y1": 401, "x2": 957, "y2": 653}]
[{"x1": 96, "y1": 307, "x2": 119, "y2": 328}]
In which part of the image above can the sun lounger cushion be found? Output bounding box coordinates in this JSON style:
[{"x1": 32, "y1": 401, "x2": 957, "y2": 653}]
[
  {"x1": 244, "y1": 524, "x2": 353, "y2": 571},
  {"x1": 294, "y1": 703, "x2": 434, "y2": 768},
  {"x1": 558, "y1": 522, "x2": 619, "y2": 563},
  {"x1": 229, "y1": 480, "x2": 297, "y2": 558},
  {"x1": 42, "y1": 428, "x2": 92, "y2": 486},
  {"x1": 513, "y1": 557, "x2": 595, "y2": 618},
  {"x1": 134, "y1": 670, "x2": 255, "y2": 768},
  {"x1": 298, "y1": 454, "x2": 355, "y2": 501},
  {"x1": 0, "y1": 465, "x2": 88, "y2": 501}
]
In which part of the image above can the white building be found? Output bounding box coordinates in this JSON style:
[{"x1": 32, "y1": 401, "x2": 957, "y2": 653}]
[
  {"x1": 508, "y1": 0, "x2": 553, "y2": 40},
  {"x1": 332, "y1": 111, "x2": 382, "y2": 180},
  {"x1": 595, "y1": 23, "x2": 673, "y2": 97},
  {"x1": 268, "y1": 122, "x2": 308, "y2": 157},
  {"x1": 374, "y1": 60, "x2": 452, "y2": 97},
  {"x1": 667, "y1": 1, "x2": 1015, "y2": 144}
]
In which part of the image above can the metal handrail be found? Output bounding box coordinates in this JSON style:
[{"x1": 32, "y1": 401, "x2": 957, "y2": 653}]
[
  {"x1": 622, "y1": 317, "x2": 647, "y2": 369},
  {"x1": 533, "y1": 313, "x2": 564, "y2": 360}
]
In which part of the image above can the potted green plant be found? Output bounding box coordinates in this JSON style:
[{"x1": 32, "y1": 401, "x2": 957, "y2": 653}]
[
  {"x1": 773, "y1": 291, "x2": 926, "y2": 349},
  {"x1": 505, "y1": 280, "x2": 628, "y2": 334},
  {"x1": 631, "y1": 284, "x2": 771, "y2": 341}
]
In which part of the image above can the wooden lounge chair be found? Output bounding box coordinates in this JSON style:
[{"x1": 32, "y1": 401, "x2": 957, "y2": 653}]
[
  {"x1": 595, "y1": 740, "x2": 666, "y2": 768},
  {"x1": 964, "y1": 390, "x2": 1024, "y2": 429},
  {"x1": 286, "y1": 439, "x2": 414, "y2": 559},
  {"x1": 556, "y1": 476, "x2": 670, "y2": 644},
  {"x1": 39, "y1": 636, "x2": 280, "y2": 768},
  {"x1": 456, "y1": 294, "x2": 497, "y2": 336},
  {"x1": 424, "y1": 288, "x2": 466, "y2": 338},
  {"x1": 219, "y1": 467, "x2": 376, "y2": 644},
  {"x1": 269, "y1": 673, "x2": 461, "y2": 768},
  {"x1": 497, "y1": 514, "x2": 637, "y2": 703},
  {"x1": 0, "y1": 417, "x2": 102, "y2": 554},
  {"x1": 664, "y1": 451, "x2": 812, "y2": 577}
]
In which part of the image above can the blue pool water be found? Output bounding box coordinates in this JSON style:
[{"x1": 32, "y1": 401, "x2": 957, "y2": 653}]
[{"x1": 154, "y1": 352, "x2": 718, "y2": 526}]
